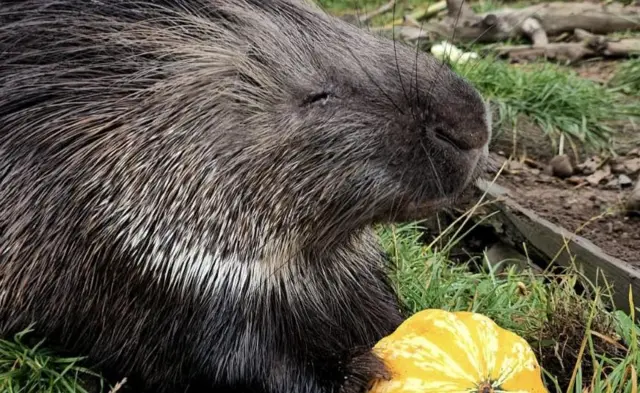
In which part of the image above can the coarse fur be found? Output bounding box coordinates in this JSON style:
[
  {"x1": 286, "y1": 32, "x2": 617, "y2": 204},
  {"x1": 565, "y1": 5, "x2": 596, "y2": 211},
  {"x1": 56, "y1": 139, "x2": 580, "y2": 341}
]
[{"x1": 0, "y1": 1, "x2": 491, "y2": 392}]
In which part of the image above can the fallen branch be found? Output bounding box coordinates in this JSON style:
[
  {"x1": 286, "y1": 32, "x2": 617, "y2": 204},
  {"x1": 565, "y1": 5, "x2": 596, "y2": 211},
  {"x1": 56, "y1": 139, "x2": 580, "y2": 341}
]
[
  {"x1": 381, "y1": 1, "x2": 448, "y2": 29},
  {"x1": 384, "y1": 0, "x2": 640, "y2": 46},
  {"x1": 495, "y1": 31, "x2": 640, "y2": 62},
  {"x1": 358, "y1": 0, "x2": 397, "y2": 24},
  {"x1": 474, "y1": 178, "x2": 640, "y2": 319}
]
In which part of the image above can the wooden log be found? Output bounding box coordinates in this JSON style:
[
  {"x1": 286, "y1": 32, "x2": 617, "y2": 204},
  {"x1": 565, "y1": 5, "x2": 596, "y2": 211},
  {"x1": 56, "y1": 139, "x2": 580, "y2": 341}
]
[
  {"x1": 385, "y1": 0, "x2": 640, "y2": 45},
  {"x1": 475, "y1": 179, "x2": 640, "y2": 318},
  {"x1": 494, "y1": 35, "x2": 640, "y2": 62}
]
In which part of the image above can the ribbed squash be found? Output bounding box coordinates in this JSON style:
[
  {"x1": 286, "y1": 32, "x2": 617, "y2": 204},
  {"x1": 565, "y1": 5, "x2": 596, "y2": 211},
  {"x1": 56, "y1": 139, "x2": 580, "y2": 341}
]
[{"x1": 369, "y1": 309, "x2": 548, "y2": 393}]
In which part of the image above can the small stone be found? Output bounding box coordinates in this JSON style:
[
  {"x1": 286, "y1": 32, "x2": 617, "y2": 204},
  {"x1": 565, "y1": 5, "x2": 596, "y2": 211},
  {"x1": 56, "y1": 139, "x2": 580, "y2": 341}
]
[
  {"x1": 537, "y1": 174, "x2": 553, "y2": 183},
  {"x1": 566, "y1": 176, "x2": 584, "y2": 185},
  {"x1": 619, "y1": 174, "x2": 633, "y2": 188},
  {"x1": 530, "y1": 168, "x2": 541, "y2": 176},
  {"x1": 626, "y1": 176, "x2": 640, "y2": 215},
  {"x1": 506, "y1": 160, "x2": 526, "y2": 172},
  {"x1": 624, "y1": 158, "x2": 640, "y2": 175},
  {"x1": 612, "y1": 221, "x2": 624, "y2": 233},
  {"x1": 563, "y1": 198, "x2": 578, "y2": 210},
  {"x1": 604, "y1": 179, "x2": 619, "y2": 189},
  {"x1": 592, "y1": 195, "x2": 607, "y2": 209},
  {"x1": 612, "y1": 163, "x2": 627, "y2": 174},
  {"x1": 586, "y1": 166, "x2": 612, "y2": 186},
  {"x1": 576, "y1": 156, "x2": 601, "y2": 175},
  {"x1": 549, "y1": 154, "x2": 573, "y2": 178},
  {"x1": 610, "y1": 156, "x2": 625, "y2": 165}
]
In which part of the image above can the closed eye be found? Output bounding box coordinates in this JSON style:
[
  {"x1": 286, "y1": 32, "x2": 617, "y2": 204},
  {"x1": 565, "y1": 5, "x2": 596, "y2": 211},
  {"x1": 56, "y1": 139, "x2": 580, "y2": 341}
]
[{"x1": 301, "y1": 91, "x2": 333, "y2": 106}]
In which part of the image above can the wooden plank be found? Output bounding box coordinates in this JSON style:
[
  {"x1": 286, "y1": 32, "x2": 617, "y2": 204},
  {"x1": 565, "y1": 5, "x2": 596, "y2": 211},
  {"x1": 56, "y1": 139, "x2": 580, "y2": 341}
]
[{"x1": 475, "y1": 178, "x2": 640, "y2": 317}]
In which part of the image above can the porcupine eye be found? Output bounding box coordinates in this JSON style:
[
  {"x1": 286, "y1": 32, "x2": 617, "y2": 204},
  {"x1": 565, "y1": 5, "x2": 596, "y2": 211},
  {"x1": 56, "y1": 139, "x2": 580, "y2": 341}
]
[{"x1": 302, "y1": 91, "x2": 333, "y2": 106}]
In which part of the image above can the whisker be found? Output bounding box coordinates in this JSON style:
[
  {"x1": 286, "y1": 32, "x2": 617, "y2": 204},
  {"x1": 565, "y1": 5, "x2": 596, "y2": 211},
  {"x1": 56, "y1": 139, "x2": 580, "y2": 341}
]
[
  {"x1": 391, "y1": 0, "x2": 413, "y2": 120},
  {"x1": 412, "y1": 18, "x2": 428, "y2": 110},
  {"x1": 353, "y1": 0, "x2": 372, "y2": 32},
  {"x1": 387, "y1": 171, "x2": 406, "y2": 224},
  {"x1": 344, "y1": 45, "x2": 405, "y2": 115},
  {"x1": 422, "y1": 140, "x2": 445, "y2": 200},
  {"x1": 442, "y1": 0, "x2": 467, "y2": 70}
]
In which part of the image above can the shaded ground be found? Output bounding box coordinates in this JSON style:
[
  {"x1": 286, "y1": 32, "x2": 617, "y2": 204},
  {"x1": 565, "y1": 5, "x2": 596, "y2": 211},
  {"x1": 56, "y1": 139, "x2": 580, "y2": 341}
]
[{"x1": 574, "y1": 60, "x2": 620, "y2": 84}]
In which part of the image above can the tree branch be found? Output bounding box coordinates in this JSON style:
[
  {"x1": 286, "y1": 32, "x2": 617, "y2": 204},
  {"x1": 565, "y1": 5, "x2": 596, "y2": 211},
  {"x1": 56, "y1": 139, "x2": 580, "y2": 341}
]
[
  {"x1": 495, "y1": 31, "x2": 640, "y2": 63},
  {"x1": 387, "y1": 1, "x2": 640, "y2": 45},
  {"x1": 358, "y1": 0, "x2": 397, "y2": 24}
]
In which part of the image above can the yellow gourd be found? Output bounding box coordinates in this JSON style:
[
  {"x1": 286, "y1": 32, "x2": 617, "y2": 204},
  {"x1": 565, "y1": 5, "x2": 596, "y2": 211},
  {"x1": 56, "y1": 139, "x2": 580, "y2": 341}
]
[{"x1": 369, "y1": 309, "x2": 548, "y2": 393}]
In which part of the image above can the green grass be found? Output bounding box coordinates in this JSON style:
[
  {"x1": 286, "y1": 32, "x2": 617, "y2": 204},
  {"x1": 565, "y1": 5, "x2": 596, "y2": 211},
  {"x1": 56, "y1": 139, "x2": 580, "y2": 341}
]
[
  {"x1": 316, "y1": 0, "x2": 527, "y2": 16},
  {"x1": 470, "y1": 0, "x2": 531, "y2": 13},
  {"x1": 3, "y1": 217, "x2": 639, "y2": 392},
  {"x1": 608, "y1": 58, "x2": 640, "y2": 96},
  {"x1": 316, "y1": 0, "x2": 377, "y2": 13},
  {"x1": 317, "y1": 0, "x2": 396, "y2": 16},
  {"x1": 0, "y1": 329, "x2": 105, "y2": 393},
  {"x1": 449, "y1": 56, "x2": 637, "y2": 154},
  {"x1": 378, "y1": 219, "x2": 640, "y2": 393}
]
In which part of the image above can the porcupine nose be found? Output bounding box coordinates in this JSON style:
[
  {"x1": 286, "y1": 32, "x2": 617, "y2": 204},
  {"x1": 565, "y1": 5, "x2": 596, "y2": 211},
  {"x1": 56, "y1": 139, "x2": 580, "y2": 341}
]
[{"x1": 431, "y1": 71, "x2": 491, "y2": 151}]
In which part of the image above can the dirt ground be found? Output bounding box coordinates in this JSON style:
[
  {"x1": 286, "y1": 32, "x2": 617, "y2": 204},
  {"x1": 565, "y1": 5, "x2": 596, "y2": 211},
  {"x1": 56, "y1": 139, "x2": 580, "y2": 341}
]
[
  {"x1": 488, "y1": 152, "x2": 640, "y2": 264},
  {"x1": 573, "y1": 60, "x2": 620, "y2": 85},
  {"x1": 479, "y1": 57, "x2": 640, "y2": 265}
]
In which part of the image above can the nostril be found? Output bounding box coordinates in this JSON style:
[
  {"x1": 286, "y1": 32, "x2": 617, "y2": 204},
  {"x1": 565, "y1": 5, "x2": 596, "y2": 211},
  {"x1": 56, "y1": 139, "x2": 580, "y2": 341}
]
[
  {"x1": 433, "y1": 126, "x2": 466, "y2": 150},
  {"x1": 433, "y1": 123, "x2": 487, "y2": 151}
]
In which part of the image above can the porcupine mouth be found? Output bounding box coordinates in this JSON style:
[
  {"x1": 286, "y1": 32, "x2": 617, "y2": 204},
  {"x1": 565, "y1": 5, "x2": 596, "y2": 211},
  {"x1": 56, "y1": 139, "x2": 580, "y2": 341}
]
[
  {"x1": 397, "y1": 143, "x2": 489, "y2": 222},
  {"x1": 400, "y1": 94, "x2": 493, "y2": 221}
]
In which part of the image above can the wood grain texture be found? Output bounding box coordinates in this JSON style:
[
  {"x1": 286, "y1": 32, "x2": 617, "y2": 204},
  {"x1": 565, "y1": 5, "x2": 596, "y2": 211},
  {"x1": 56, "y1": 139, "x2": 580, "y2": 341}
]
[{"x1": 475, "y1": 179, "x2": 640, "y2": 318}]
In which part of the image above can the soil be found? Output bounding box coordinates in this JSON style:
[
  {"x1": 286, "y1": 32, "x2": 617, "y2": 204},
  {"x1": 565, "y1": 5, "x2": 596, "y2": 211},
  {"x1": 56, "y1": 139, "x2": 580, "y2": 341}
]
[
  {"x1": 478, "y1": 55, "x2": 640, "y2": 266},
  {"x1": 484, "y1": 152, "x2": 640, "y2": 264},
  {"x1": 573, "y1": 59, "x2": 620, "y2": 84}
]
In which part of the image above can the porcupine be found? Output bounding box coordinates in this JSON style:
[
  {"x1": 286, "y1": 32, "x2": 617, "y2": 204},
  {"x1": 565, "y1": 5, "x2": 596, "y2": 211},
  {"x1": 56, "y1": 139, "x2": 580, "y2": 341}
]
[{"x1": 0, "y1": 0, "x2": 491, "y2": 392}]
